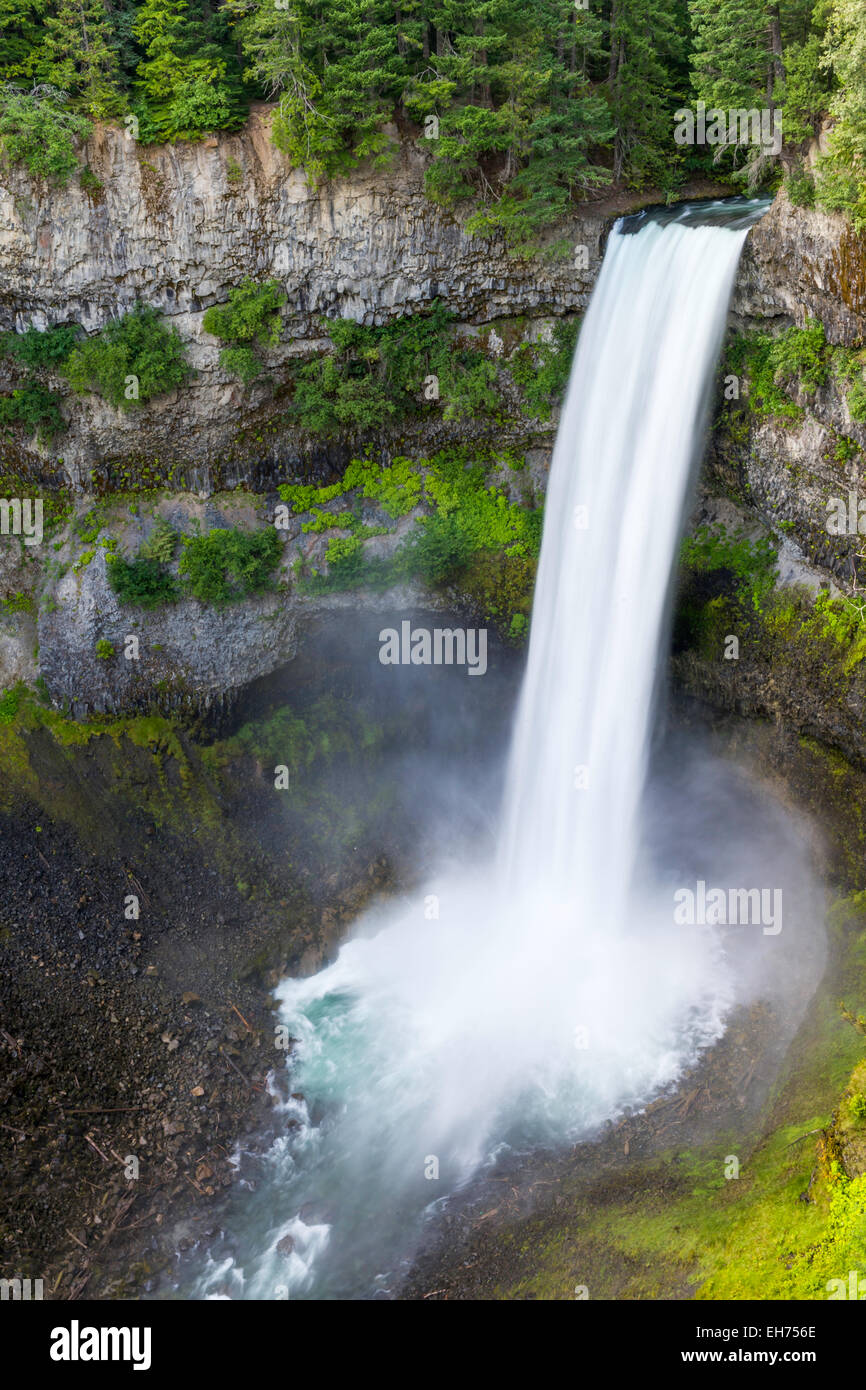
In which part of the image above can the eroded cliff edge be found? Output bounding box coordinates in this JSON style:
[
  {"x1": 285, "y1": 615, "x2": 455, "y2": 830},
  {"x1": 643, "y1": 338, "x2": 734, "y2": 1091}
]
[{"x1": 0, "y1": 111, "x2": 606, "y2": 486}]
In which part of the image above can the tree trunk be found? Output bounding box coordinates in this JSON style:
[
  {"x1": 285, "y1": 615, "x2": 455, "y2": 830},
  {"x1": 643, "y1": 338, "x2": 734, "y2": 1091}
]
[
  {"x1": 767, "y1": 4, "x2": 784, "y2": 105},
  {"x1": 608, "y1": 0, "x2": 619, "y2": 84}
]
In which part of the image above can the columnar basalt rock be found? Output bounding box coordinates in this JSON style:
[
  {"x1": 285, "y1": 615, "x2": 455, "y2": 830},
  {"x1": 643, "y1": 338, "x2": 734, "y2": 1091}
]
[
  {"x1": 713, "y1": 193, "x2": 866, "y2": 586},
  {"x1": 732, "y1": 190, "x2": 866, "y2": 346},
  {"x1": 0, "y1": 109, "x2": 604, "y2": 485}
]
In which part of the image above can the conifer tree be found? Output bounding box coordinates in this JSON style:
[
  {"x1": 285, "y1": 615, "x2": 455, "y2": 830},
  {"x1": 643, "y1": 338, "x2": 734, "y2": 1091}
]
[
  {"x1": 607, "y1": 0, "x2": 685, "y2": 186},
  {"x1": 0, "y1": 0, "x2": 47, "y2": 83},
  {"x1": 814, "y1": 0, "x2": 866, "y2": 226},
  {"x1": 231, "y1": 0, "x2": 412, "y2": 183},
  {"x1": 39, "y1": 0, "x2": 123, "y2": 117},
  {"x1": 689, "y1": 0, "x2": 779, "y2": 110},
  {"x1": 134, "y1": 0, "x2": 243, "y2": 141}
]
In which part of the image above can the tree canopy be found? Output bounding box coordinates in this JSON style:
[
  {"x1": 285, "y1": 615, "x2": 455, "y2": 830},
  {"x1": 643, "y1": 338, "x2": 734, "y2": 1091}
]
[{"x1": 0, "y1": 0, "x2": 862, "y2": 236}]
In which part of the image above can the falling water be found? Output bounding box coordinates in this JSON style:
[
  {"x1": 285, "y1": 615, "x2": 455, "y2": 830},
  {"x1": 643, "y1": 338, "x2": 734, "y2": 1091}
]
[{"x1": 189, "y1": 198, "x2": 772, "y2": 1301}]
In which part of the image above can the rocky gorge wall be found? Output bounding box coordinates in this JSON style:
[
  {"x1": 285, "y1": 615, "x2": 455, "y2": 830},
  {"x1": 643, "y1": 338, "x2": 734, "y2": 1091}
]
[
  {"x1": 722, "y1": 192, "x2": 866, "y2": 582},
  {"x1": 3, "y1": 111, "x2": 866, "y2": 738},
  {"x1": 0, "y1": 112, "x2": 615, "y2": 713},
  {"x1": 0, "y1": 107, "x2": 605, "y2": 489},
  {"x1": 678, "y1": 191, "x2": 866, "y2": 769}
]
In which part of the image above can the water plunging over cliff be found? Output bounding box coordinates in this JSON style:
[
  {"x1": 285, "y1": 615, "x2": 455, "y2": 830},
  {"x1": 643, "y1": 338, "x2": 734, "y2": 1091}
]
[{"x1": 191, "y1": 198, "x2": 771, "y2": 1301}]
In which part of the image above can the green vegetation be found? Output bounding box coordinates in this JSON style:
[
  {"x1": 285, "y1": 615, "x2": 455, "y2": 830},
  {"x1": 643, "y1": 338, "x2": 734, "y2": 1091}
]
[
  {"x1": 677, "y1": 508, "x2": 866, "y2": 679},
  {"x1": 680, "y1": 523, "x2": 779, "y2": 610},
  {"x1": 290, "y1": 303, "x2": 504, "y2": 435},
  {"x1": 785, "y1": 161, "x2": 816, "y2": 208},
  {"x1": 493, "y1": 871, "x2": 866, "y2": 1301},
  {"x1": 508, "y1": 320, "x2": 581, "y2": 419},
  {"x1": 0, "y1": 382, "x2": 64, "y2": 439},
  {"x1": 202, "y1": 278, "x2": 286, "y2": 384},
  {"x1": 63, "y1": 304, "x2": 189, "y2": 408},
  {"x1": 0, "y1": 324, "x2": 79, "y2": 368},
  {"x1": 132, "y1": 0, "x2": 246, "y2": 142},
  {"x1": 834, "y1": 348, "x2": 866, "y2": 423},
  {"x1": 178, "y1": 525, "x2": 281, "y2": 604},
  {"x1": 79, "y1": 164, "x2": 103, "y2": 197},
  {"x1": 107, "y1": 521, "x2": 281, "y2": 608},
  {"x1": 41, "y1": 0, "x2": 124, "y2": 118},
  {"x1": 0, "y1": 83, "x2": 91, "y2": 185},
  {"x1": 728, "y1": 318, "x2": 866, "y2": 426},
  {"x1": 0, "y1": 3, "x2": 862, "y2": 239},
  {"x1": 95, "y1": 638, "x2": 116, "y2": 659},
  {"x1": 813, "y1": 0, "x2": 866, "y2": 230},
  {"x1": 139, "y1": 517, "x2": 177, "y2": 563},
  {"x1": 0, "y1": 681, "x2": 25, "y2": 724},
  {"x1": 0, "y1": 323, "x2": 79, "y2": 440},
  {"x1": 0, "y1": 301, "x2": 578, "y2": 440},
  {"x1": 280, "y1": 446, "x2": 541, "y2": 634},
  {"x1": 107, "y1": 553, "x2": 179, "y2": 608},
  {"x1": 0, "y1": 590, "x2": 34, "y2": 616}
]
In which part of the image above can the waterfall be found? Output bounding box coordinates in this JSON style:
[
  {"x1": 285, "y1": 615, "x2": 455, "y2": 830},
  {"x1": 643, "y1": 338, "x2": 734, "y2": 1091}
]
[
  {"x1": 499, "y1": 203, "x2": 765, "y2": 920},
  {"x1": 190, "y1": 198, "x2": 770, "y2": 1302}
]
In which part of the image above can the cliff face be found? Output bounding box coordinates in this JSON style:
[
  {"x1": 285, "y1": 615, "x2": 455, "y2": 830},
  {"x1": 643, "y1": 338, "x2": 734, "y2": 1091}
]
[
  {"x1": 733, "y1": 191, "x2": 866, "y2": 346},
  {"x1": 3, "y1": 127, "x2": 865, "y2": 729},
  {"x1": 679, "y1": 194, "x2": 866, "y2": 766},
  {"x1": 0, "y1": 109, "x2": 605, "y2": 489},
  {"x1": 714, "y1": 193, "x2": 866, "y2": 585}
]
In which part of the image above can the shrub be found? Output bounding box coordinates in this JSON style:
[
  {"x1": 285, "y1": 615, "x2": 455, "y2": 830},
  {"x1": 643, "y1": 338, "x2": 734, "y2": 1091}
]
[
  {"x1": 0, "y1": 84, "x2": 91, "y2": 185},
  {"x1": 217, "y1": 346, "x2": 263, "y2": 385},
  {"x1": 63, "y1": 305, "x2": 189, "y2": 408},
  {"x1": 203, "y1": 279, "x2": 285, "y2": 346},
  {"x1": 0, "y1": 384, "x2": 65, "y2": 439},
  {"x1": 0, "y1": 324, "x2": 79, "y2": 369},
  {"x1": 139, "y1": 518, "x2": 178, "y2": 564},
  {"x1": 107, "y1": 554, "x2": 179, "y2": 608},
  {"x1": 323, "y1": 534, "x2": 365, "y2": 582},
  {"x1": 727, "y1": 319, "x2": 830, "y2": 423},
  {"x1": 509, "y1": 318, "x2": 581, "y2": 419},
  {"x1": 178, "y1": 527, "x2": 282, "y2": 604},
  {"x1": 292, "y1": 359, "x2": 395, "y2": 433},
  {"x1": 771, "y1": 316, "x2": 828, "y2": 392},
  {"x1": 203, "y1": 279, "x2": 286, "y2": 383},
  {"x1": 680, "y1": 524, "x2": 778, "y2": 610},
  {"x1": 399, "y1": 512, "x2": 472, "y2": 584},
  {"x1": 79, "y1": 166, "x2": 104, "y2": 198},
  {"x1": 291, "y1": 303, "x2": 502, "y2": 435},
  {"x1": 0, "y1": 683, "x2": 24, "y2": 725},
  {"x1": 441, "y1": 356, "x2": 499, "y2": 422},
  {"x1": 834, "y1": 349, "x2": 866, "y2": 423},
  {"x1": 785, "y1": 163, "x2": 815, "y2": 209},
  {"x1": 815, "y1": 157, "x2": 866, "y2": 232},
  {"x1": 95, "y1": 639, "x2": 115, "y2": 659}
]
